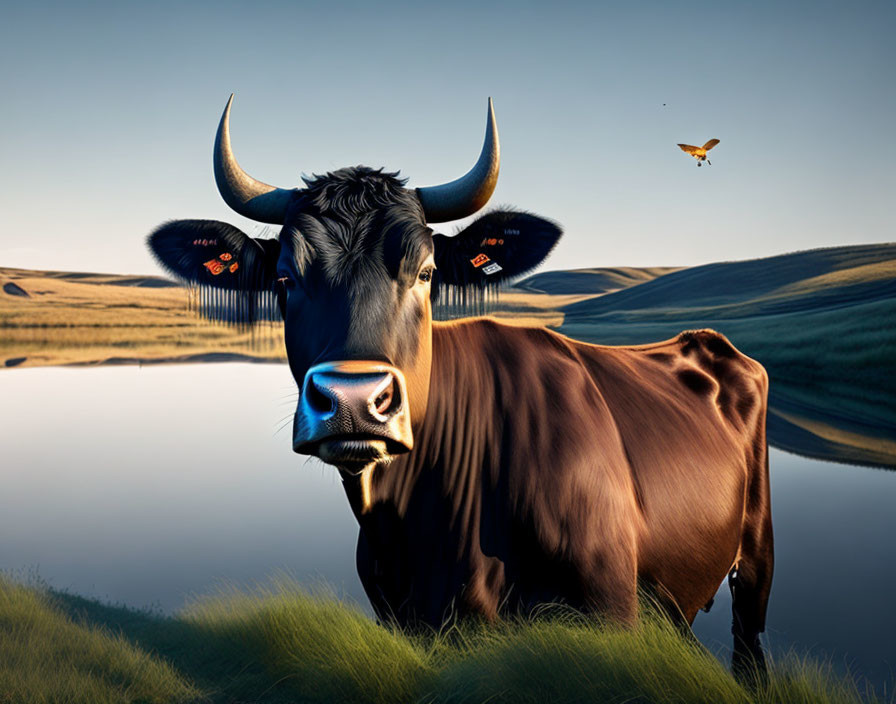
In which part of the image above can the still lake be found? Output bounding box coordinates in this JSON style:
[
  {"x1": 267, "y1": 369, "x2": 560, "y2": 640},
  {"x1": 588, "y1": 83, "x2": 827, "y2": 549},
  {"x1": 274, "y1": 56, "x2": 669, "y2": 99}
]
[{"x1": 2, "y1": 364, "x2": 894, "y2": 690}]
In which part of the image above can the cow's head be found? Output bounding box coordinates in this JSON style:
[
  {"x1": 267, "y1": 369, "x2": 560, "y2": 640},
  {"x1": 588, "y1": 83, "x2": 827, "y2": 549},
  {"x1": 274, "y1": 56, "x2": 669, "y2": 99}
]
[{"x1": 149, "y1": 96, "x2": 561, "y2": 474}]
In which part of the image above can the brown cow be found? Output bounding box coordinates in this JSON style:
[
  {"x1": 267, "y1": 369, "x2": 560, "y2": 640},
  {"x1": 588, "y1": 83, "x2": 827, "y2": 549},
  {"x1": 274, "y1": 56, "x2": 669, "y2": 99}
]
[{"x1": 148, "y1": 95, "x2": 773, "y2": 678}]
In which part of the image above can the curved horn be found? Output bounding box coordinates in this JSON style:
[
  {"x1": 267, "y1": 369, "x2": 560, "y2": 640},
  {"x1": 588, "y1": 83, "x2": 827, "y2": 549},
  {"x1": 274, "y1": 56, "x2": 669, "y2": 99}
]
[
  {"x1": 213, "y1": 94, "x2": 294, "y2": 224},
  {"x1": 416, "y1": 98, "x2": 500, "y2": 223}
]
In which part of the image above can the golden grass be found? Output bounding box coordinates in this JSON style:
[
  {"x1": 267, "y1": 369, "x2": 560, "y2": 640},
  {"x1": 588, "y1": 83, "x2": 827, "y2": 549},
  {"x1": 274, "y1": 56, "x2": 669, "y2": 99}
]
[
  {"x1": 0, "y1": 267, "x2": 285, "y2": 368},
  {"x1": 771, "y1": 260, "x2": 896, "y2": 297},
  {"x1": 496, "y1": 290, "x2": 598, "y2": 309}
]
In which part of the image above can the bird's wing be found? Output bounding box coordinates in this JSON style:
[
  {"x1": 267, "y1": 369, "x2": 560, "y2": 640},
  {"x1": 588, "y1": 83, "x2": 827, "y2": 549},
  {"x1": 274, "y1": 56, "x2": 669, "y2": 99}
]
[
  {"x1": 677, "y1": 143, "x2": 700, "y2": 155},
  {"x1": 702, "y1": 138, "x2": 720, "y2": 151}
]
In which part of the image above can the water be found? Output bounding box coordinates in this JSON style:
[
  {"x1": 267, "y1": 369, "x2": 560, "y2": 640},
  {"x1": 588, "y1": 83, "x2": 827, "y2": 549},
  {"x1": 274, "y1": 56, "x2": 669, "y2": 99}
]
[
  {"x1": 1, "y1": 364, "x2": 894, "y2": 690},
  {"x1": 0, "y1": 365, "x2": 360, "y2": 609}
]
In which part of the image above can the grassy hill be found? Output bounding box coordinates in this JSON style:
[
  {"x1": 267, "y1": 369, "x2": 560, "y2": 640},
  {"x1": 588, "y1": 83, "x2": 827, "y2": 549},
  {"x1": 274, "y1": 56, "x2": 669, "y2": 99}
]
[
  {"x1": 0, "y1": 575, "x2": 884, "y2": 704},
  {"x1": 560, "y1": 243, "x2": 896, "y2": 318}
]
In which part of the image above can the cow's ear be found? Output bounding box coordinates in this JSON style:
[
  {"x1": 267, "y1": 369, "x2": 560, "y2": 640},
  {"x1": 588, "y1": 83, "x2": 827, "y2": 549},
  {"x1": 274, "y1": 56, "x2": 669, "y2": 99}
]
[
  {"x1": 432, "y1": 210, "x2": 562, "y2": 287},
  {"x1": 147, "y1": 219, "x2": 279, "y2": 290}
]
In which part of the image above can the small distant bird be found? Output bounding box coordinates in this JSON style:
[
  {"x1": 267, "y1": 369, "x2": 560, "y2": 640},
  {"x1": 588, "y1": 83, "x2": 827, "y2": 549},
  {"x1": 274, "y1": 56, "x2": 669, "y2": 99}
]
[{"x1": 677, "y1": 139, "x2": 720, "y2": 167}]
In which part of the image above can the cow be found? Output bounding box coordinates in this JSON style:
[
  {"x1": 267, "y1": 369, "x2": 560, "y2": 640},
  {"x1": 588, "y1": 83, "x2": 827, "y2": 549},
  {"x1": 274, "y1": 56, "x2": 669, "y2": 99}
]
[{"x1": 148, "y1": 95, "x2": 773, "y2": 678}]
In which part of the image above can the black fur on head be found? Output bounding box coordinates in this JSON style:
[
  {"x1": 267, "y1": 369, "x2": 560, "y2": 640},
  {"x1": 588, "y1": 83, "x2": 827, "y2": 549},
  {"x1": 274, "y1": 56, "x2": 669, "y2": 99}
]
[
  {"x1": 299, "y1": 167, "x2": 415, "y2": 217},
  {"x1": 281, "y1": 167, "x2": 431, "y2": 289}
]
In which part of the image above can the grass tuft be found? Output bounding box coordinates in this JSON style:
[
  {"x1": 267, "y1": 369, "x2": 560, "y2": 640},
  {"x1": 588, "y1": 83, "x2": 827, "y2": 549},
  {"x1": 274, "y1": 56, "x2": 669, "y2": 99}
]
[{"x1": 181, "y1": 579, "x2": 432, "y2": 703}]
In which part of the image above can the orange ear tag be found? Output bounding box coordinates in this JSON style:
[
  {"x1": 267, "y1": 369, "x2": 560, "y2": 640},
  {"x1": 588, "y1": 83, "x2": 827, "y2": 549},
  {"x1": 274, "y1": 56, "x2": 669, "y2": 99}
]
[
  {"x1": 219, "y1": 252, "x2": 233, "y2": 261},
  {"x1": 203, "y1": 259, "x2": 225, "y2": 275},
  {"x1": 470, "y1": 253, "x2": 490, "y2": 268}
]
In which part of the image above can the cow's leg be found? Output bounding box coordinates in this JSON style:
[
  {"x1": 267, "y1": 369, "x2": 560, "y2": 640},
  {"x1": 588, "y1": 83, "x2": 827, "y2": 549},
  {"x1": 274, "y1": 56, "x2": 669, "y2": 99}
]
[
  {"x1": 602, "y1": 569, "x2": 638, "y2": 625},
  {"x1": 581, "y1": 529, "x2": 639, "y2": 626},
  {"x1": 729, "y1": 509, "x2": 774, "y2": 683}
]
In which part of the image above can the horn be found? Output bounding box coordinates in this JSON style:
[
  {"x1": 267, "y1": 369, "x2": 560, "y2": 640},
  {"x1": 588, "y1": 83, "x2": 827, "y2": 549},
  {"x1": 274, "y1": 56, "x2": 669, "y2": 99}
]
[
  {"x1": 416, "y1": 98, "x2": 500, "y2": 223},
  {"x1": 213, "y1": 94, "x2": 294, "y2": 224}
]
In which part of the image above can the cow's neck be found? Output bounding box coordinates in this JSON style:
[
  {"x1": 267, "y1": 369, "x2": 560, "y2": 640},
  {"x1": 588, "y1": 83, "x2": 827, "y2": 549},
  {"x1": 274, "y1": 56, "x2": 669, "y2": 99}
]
[{"x1": 341, "y1": 319, "x2": 498, "y2": 549}]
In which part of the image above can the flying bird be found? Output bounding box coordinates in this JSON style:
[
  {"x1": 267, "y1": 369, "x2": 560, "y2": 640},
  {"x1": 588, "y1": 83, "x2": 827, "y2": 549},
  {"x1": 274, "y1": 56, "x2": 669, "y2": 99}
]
[{"x1": 677, "y1": 138, "x2": 720, "y2": 167}]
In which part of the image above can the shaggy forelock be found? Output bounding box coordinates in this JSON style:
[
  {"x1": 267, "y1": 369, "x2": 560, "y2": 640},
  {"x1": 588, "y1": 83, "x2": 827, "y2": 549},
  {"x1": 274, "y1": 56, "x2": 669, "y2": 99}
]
[
  {"x1": 282, "y1": 167, "x2": 430, "y2": 286},
  {"x1": 301, "y1": 167, "x2": 415, "y2": 215}
]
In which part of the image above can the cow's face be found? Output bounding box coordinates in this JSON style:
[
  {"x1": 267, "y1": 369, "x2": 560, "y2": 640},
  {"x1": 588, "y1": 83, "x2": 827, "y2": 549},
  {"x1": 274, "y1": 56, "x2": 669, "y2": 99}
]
[
  {"x1": 148, "y1": 96, "x2": 561, "y2": 473},
  {"x1": 275, "y1": 171, "x2": 435, "y2": 468}
]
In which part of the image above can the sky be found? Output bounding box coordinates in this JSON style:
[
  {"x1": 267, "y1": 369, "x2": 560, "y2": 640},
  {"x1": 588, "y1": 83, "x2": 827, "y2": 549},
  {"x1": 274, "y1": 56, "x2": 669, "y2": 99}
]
[{"x1": 1, "y1": 0, "x2": 894, "y2": 276}]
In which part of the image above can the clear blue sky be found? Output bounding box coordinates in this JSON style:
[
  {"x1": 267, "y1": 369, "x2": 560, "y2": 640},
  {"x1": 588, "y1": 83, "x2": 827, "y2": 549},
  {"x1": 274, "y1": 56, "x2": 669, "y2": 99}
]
[{"x1": 1, "y1": 0, "x2": 893, "y2": 275}]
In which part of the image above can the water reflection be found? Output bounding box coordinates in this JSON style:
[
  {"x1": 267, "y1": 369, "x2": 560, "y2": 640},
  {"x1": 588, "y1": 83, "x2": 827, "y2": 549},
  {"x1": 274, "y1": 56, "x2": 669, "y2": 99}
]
[
  {"x1": 1, "y1": 364, "x2": 894, "y2": 690},
  {"x1": 768, "y1": 389, "x2": 896, "y2": 470}
]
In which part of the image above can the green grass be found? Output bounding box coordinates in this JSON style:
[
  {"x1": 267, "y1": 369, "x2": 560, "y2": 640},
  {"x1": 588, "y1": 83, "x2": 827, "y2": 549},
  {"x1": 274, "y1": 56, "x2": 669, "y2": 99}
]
[
  {"x1": 1, "y1": 576, "x2": 888, "y2": 704},
  {"x1": 0, "y1": 578, "x2": 200, "y2": 704}
]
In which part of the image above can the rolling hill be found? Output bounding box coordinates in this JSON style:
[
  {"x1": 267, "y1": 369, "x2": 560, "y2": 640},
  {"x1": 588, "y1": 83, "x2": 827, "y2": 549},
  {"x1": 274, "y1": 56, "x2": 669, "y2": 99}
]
[{"x1": 514, "y1": 266, "x2": 679, "y2": 296}]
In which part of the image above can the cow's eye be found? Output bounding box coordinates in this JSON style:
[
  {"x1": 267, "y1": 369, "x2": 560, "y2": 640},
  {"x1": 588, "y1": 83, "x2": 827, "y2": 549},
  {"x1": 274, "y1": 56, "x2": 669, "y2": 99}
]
[
  {"x1": 418, "y1": 268, "x2": 434, "y2": 284},
  {"x1": 275, "y1": 276, "x2": 293, "y2": 316}
]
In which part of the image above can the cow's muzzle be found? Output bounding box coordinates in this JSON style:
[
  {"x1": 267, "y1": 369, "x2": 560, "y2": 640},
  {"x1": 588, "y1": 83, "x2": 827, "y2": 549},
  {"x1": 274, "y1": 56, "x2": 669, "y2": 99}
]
[{"x1": 293, "y1": 361, "x2": 413, "y2": 467}]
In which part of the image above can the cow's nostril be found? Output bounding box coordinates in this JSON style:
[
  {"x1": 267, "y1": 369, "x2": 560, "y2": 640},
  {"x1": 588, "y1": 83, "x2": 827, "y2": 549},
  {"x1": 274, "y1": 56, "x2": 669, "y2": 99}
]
[
  {"x1": 306, "y1": 377, "x2": 335, "y2": 415},
  {"x1": 371, "y1": 376, "x2": 402, "y2": 418},
  {"x1": 374, "y1": 382, "x2": 394, "y2": 416}
]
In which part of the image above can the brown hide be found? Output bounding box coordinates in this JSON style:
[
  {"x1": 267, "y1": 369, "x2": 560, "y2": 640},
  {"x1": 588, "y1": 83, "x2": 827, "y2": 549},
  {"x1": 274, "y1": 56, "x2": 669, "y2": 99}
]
[{"x1": 342, "y1": 319, "x2": 772, "y2": 631}]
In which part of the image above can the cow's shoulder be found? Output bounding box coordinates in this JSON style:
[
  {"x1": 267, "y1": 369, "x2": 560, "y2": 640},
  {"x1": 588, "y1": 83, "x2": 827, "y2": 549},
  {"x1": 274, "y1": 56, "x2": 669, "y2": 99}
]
[
  {"x1": 675, "y1": 328, "x2": 767, "y2": 388},
  {"x1": 669, "y1": 329, "x2": 768, "y2": 430}
]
